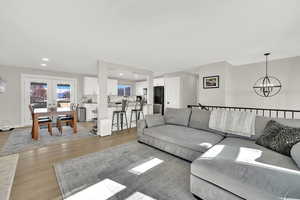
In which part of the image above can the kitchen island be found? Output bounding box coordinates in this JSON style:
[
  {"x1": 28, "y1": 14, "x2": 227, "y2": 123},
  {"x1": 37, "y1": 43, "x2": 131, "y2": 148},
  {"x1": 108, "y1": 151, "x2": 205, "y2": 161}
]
[
  {"x1": 108, "y1": 102, "x2": 152, "y2": 131},
  {"x1": 83, "y1": 102, "x2": 152, "y2": 133}
]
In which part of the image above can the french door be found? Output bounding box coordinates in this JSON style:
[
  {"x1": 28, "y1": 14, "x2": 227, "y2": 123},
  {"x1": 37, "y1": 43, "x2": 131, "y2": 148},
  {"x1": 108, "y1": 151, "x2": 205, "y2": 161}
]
[{"x1": 21, "y1": 74, "x2": 77, "y2": 126}]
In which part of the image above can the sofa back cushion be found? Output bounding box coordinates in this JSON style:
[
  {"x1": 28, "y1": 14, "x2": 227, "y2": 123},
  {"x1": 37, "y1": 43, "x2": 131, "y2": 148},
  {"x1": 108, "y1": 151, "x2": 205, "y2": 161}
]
[
  {"x1": 164, "y1": 108, "x2": 191, "y2": 127},
  {"x1": 189, "y1": 109, "x2": 226, "y2": 136},
  {"x1": 189, "y1": 109, "x2": 210, "y2": 130},
  {"x1": 254, "y1": 116, "x2": 300, "y2": 139},
  {"x1": 145, "y1": 114, "x2": 165, "y2": 128}
]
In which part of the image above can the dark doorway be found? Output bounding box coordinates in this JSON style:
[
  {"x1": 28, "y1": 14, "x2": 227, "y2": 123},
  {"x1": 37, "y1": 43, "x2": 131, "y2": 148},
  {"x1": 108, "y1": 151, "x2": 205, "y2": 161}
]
[{"x1": 154, "y1": 86, "x2": 164, "y2": 115}]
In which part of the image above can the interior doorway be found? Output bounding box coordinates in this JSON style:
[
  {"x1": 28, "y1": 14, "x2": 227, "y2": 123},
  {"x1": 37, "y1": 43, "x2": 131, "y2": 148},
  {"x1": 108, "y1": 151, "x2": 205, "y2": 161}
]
[{"x1": 154, "y1": 86, "x2": 164, "y2": 115}]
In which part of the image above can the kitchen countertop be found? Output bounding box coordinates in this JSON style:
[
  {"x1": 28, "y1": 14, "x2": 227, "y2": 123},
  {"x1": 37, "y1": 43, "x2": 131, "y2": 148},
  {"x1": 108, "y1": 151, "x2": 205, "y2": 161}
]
[
  {"x1": 108, "y1": 103, "x2": 151, "y2": 108},
  {"x1": 82, "y1": 102, "x2": 151, "y2": 108}
]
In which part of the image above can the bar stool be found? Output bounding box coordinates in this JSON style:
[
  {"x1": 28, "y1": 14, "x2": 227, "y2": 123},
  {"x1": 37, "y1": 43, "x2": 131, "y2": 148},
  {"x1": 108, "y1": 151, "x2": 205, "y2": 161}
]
[
  {"x1": 130, "y1": 100, "x2": 145, "y2": 128},
  {"x1": 112, "y1": 99, "x2": 129, "y2": 131}
]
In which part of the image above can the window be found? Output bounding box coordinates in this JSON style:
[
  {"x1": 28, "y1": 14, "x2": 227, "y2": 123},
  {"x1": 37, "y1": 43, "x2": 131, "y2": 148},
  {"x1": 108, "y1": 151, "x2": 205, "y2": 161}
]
[
  {"x1": 30, "y1": 82, "x2": 48, "y2": 109},
  {"x1": 118, "y1": 85, "x2": 131, "y2": 96},
  {"x1": 56, "y1": 84, "x2": 71, "y2": 107}
]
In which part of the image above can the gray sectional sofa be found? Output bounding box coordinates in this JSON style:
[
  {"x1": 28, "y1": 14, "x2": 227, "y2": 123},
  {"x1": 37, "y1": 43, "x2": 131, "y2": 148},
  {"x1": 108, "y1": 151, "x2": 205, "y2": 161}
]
[{"x1": 137, "y1": 108, "x2": 300, "y2": 200}]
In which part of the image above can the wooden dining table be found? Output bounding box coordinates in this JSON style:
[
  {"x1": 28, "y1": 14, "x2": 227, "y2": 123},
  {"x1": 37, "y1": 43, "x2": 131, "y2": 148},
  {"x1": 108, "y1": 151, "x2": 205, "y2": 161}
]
[{"x1": 32, "y1": 107, "x2": 78, "y2": 140}]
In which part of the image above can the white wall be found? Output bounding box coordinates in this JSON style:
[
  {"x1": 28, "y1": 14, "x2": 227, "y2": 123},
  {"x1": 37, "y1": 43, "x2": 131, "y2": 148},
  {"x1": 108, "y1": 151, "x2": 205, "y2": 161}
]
[
  {"x1": 164, "y1": 72, "x2": 197, "y2": 108},
  {"x1": 0, "y1": 65, "x2": 85, "y2": 126},
  {"x1": 197, "y1": 56, "x2": 300, "y2": 110},
  {"x1": 198, "y1": 62, "x2": 230, "y2": 106},
  {"x1": 181, "y1": 74, "x2": 197, "y2": 107}
]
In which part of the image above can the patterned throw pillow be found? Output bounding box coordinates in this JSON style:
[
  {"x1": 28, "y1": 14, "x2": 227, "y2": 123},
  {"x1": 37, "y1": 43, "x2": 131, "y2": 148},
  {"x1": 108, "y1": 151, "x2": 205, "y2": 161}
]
[
  {"x1": 256, "y1": 120, "x2": 300, "y2": 156},
  {"x1": 256, "y1": 120, "x2": 282, "y2": 148}
]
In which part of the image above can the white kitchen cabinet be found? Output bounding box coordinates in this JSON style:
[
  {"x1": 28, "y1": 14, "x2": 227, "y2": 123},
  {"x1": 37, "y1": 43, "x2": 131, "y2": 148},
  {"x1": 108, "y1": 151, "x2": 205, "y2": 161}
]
[
  {"x1": 135, "y1": 78, "x2": 164, "y2": 96},
  {"x1": 107, "y1": 79, "x2": 118, "y2": 95},
  {"x1": 83, "y1": 103, "x2": 98, "y2": 121},
  {"x1": 153, "y1": 78, "x2": 164, "y2": 86},
  {"x1": 83, "y1": 77, "x2": 118, "y2": 96},
  {"x1": 135, "y1": 81, "x2": 148, "y2": 96},
  {"x1": 84, "y1": 77, "x2": 98, "y2": 95}
]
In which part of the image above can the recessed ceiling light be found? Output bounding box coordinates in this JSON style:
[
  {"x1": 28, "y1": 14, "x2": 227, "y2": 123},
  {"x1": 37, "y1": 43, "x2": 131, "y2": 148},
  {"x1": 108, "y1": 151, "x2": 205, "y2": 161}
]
[
  {"x1": 41, "y1": 63, "x2": 47, "y2": 67},
  {"x1": 41, "y1": 58, "x2": 49, "y2": 62},
  {"x1": 119, "y1": 73, "x2": 123, "y2": 76}
]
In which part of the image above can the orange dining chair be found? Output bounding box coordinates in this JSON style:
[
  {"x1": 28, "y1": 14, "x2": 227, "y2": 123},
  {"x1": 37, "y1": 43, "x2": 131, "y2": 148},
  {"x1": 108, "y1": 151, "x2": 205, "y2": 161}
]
[
  {"x1": 56, "y1": 103, "x2": 78, "y2": 135},
  {"x1": 29, "y1": 104, "x2": 53, "y2": 136}
]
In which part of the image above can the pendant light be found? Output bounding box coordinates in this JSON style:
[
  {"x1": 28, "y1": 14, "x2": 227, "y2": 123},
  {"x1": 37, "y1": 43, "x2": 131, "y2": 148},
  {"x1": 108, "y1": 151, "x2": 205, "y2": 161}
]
[
  {"x1": 0, "y1": 77, "x2": 6, "y2": 93},
  {"x1": 253, "y1": 53, "x2": 282, "y2": 97}
]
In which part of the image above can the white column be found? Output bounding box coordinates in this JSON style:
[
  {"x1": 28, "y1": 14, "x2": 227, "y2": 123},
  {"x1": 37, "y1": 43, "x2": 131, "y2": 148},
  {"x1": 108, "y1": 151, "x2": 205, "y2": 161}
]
[
  {"x1": 97, "y1": 60, "x2": 111, "y2": 136},
  {"x1": 147, "y1": 73, "x2": 154, "y2": 115}
]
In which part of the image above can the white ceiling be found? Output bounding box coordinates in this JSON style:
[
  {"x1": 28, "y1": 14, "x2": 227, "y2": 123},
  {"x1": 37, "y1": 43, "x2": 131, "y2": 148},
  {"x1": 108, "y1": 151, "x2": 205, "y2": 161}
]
[
  {"x1": 0, "y1": 0, "x2": 300, "y2": 75},
  {"x1": 108, "y1": 70, "x2": 147, "y2": 82}
]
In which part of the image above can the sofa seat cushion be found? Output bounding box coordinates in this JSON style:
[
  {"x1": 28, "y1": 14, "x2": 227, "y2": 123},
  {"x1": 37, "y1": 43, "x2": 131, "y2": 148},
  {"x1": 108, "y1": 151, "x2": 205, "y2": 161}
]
[
  {"x1": 191, "y1": 138, "x2": 300, "y2": 200},
  {"x1": 144, "y1": 125, "x2": 224, "y2": 153}
]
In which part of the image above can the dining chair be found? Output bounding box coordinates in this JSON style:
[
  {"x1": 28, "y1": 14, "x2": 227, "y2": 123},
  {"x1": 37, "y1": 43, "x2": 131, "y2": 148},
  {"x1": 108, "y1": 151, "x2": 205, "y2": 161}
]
[
  {"x1": 29, "y1": 104, "x2": 53, "y2": 136},
  {"x1": 56, "y1": 103, "x2": 78, "y2": 135}
]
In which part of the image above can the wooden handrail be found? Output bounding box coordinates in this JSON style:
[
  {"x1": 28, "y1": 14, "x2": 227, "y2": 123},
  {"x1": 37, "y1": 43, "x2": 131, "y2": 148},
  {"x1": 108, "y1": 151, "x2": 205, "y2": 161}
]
[{"x1": 187, "y1": 104, "x2": 300, "y2": 119}]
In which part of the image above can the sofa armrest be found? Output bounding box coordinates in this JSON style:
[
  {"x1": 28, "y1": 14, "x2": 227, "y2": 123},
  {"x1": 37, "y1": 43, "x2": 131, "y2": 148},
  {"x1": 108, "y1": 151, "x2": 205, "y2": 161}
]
[
  {"x1": 137, "y1": 119, "x2": 147, "y2": 137},
  {"x1": 145, "y1": 114, "x2": 165, "y2": 128}
]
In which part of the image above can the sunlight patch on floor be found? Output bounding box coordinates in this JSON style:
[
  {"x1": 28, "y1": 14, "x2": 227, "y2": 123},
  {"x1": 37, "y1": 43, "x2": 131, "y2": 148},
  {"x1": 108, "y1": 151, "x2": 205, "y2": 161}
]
[
  {"x1": 65, "y1": 178, "x2": 126, "y2": 200},
  {"x1": 129, "y1": 158, "x2": 164, "y2": 175},
  {"x1": 125, "y1": 192, "x2": 156, "y2": 200}
]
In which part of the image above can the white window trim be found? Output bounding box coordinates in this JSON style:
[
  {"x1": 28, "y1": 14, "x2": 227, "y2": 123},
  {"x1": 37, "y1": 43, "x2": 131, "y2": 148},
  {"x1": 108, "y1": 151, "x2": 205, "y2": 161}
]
[
  {"x1": 118, "y1": 85, "x2": 132, "y2": 96},
  {"x1": 20, "y1": 74, "x2": 78, "y2": 127}
]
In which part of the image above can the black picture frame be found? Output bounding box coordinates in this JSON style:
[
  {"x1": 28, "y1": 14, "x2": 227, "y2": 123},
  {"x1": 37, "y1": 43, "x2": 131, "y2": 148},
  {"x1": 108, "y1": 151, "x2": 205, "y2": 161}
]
[{"x1": 203, "y1": 75, "x2": 219, "y2": 89}]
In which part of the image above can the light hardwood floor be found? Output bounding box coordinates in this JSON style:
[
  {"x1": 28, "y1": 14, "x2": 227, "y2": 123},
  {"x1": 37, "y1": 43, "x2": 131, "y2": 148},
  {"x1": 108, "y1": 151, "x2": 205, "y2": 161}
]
[{"x1": 0, "y1": 123, "x2": 137, "y2": 200}]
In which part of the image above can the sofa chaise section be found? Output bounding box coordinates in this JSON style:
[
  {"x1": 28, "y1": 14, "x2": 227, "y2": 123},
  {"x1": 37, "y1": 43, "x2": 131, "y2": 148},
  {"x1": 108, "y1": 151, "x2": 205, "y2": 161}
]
[
  {"x1": 137, "y1": 108, "x2": 225, "y2": 161},
  {"x1": 191, "y1": 137, "x2": 300, "y2": 200}
]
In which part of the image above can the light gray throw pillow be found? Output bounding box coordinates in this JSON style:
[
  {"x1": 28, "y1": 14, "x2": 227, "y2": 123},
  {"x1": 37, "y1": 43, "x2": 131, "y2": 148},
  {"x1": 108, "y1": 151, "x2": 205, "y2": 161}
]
[
  {"x1": 291, "y1": 142, "x2": 300, "y2": 168},
  {"x1": 145, "y1": 114, "x2": 165, "y2": 128}
]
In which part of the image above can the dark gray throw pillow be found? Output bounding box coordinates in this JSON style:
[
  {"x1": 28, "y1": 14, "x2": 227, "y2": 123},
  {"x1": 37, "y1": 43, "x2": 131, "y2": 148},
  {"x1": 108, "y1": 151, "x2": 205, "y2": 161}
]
[{"x1": 256, "y1": 120, "x2": 300, "y2": 156}]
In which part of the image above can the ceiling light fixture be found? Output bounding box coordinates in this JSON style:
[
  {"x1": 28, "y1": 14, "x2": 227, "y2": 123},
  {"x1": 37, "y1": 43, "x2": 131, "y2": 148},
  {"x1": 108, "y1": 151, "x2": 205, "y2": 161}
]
[
  {"x1": 119, "y1": 73, "x2": 123, "y2": 76},
  {"x1": 42, "y1": 58, "x2": 49, "y2": 62},
  {"x1": 41, "y1": 63, "x2": 47, "y2": 67},
  {"x1": 253, "y1": 53, "x2": 282, "y2": 97}
]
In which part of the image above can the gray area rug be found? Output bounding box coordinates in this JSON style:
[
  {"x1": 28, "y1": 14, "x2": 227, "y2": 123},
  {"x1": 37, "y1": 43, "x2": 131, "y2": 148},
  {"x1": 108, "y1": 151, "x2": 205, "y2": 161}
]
[
  {"x1": 54, "y1": 141, "x2": 197, "y2": 200},
  {"x1": 0, "y1": 126, "x2": 94, "y2": 156},
  {"x1": 0, "y1": 154, "x2": 18, "y2": 200}
]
